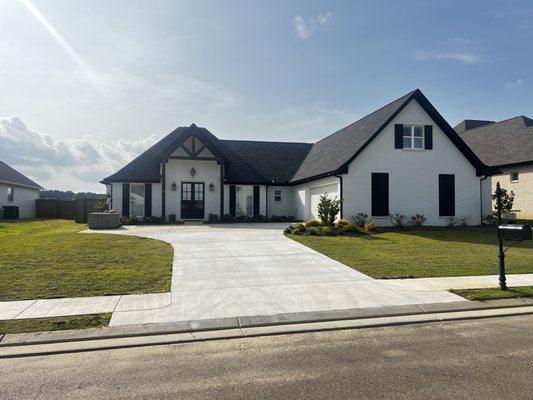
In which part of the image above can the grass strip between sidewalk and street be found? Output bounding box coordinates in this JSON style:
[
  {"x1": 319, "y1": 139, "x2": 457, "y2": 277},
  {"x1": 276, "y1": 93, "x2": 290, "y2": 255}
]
[
  {"x1": 450, "y1": 286, "x2": 533, "y2": 301},
  {"x1": 0, "y1": 313, "x2": 112, "y2": 335}
]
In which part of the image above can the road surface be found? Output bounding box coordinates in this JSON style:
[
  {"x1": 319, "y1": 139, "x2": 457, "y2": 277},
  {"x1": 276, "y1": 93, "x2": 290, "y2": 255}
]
[{"x1": 1, "y1": 315, "x2": 532, "y2": 399}]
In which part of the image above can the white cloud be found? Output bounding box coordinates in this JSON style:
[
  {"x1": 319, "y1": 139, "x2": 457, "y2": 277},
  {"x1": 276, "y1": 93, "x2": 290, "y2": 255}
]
[
  {"x1": 293, "y1": 12, "x2": 333, "y2": 40},
  {"x1": 294, "y1": 15, "x2": 311, "y2": 39},
  {"x1": 505, "y1": 78, "x2": 524, "y2": 89},
  {"x1": 415, "y1": 38, "x2": 482, "y2": 64},
  {"x1": 0, "y1": 116, "x2": 156, "y2": 192}
]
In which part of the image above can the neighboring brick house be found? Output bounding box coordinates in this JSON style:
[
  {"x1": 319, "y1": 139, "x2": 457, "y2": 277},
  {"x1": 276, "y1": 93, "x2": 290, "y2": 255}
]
[
  {"x1": 456, "y1": 116, "x2": 533, "y2": 219},
  {"x1": 102, "y1": 89, "x2": 492, "y2": 225}
]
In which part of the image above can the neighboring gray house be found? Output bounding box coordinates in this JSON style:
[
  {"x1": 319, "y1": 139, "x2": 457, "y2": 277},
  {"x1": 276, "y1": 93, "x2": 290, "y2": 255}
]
[
  {"x1": 0, "y1": 161, "x2": 43, "y2": 218},
  {"x1": 102, "y1": 89, "x2": 492, "y2": 225},
  {"x1": 456, "y1": 116, "x2": 533, "y2": 219}
]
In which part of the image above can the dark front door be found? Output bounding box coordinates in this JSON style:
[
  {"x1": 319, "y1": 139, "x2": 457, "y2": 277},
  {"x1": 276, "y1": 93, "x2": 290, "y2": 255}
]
[{"x1": 181, "y1": 182, "x2": 205, "y2": 219}]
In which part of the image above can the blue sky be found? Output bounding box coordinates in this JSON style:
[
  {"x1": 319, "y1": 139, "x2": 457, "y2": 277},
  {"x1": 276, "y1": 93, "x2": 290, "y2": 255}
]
[{"x1": 0, "y1": 0, "x2": 531, "y2": 191}]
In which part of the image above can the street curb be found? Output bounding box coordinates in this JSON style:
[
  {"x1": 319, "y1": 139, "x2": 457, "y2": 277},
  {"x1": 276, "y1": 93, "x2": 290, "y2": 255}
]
[{"x1": 0, "y1": 297, "x2": 532, "y2": 358}]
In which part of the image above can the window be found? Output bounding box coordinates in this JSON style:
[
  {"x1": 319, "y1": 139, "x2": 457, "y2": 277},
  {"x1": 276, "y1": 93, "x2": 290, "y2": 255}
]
[
  {"x1": 402, "y1": 125, "x2": 424, "y2": 149},
  {"x1": 235, "y1": 186, "x2": 253, "y2": 217},
  {"x1": 274, "y1": 190, "x2": 282, "y2": 202},
  {"x1": 130, "y1": 183, "x2": 145, "y2": 218},
  {"x1": 371, "y1": 173, "x2": 389, "y2": 217},
  {"x1": 510, "y1": 172, "x2": 519, "y2": 182},
  {"x1": 439, "y1": 174, "x2": 455, "y2": 217},
  {"x1": 7, "y1": 187, "x2": 14, "y2": 202}
]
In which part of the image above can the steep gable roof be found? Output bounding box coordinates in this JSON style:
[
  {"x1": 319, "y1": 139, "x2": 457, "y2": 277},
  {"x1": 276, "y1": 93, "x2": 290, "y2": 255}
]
[
  {"x1": 291, "y1": 89, "x2": 490, "y2": 182},
  {"x1": 0, "y1": 161, "x2": 42, "y2": 189},
  {"x1": 456, "y1": 116, "x2": 533, "y2": 167}
]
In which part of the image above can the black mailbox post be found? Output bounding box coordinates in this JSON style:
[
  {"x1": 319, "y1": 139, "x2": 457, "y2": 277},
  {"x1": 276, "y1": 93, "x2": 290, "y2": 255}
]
[{"x1": 495, "y1": 182, "x2": 532, "y2": 290}]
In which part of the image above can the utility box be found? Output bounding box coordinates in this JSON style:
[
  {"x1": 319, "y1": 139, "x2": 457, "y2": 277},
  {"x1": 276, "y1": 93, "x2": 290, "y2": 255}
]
[
  {"x1": 498, "y1": 224, "x2": 532, "y2": 242},
  {"x1": 1, "y1": 206, "x2": 19, "y2": 219}
]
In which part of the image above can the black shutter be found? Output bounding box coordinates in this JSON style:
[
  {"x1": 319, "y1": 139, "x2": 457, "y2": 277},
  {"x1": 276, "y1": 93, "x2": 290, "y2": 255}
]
[
  {"x1": 439, "y1": 174, "x2": 455, "y2": 216},
  {"x1": 144, "y1": 183, "x2": 152, "y2": 218},
  {"x1": 122, "y1": 183, "x2": 130, "y2": 217},
  {"x1": 253, "y1": 185, "x2": 260, "y2": 216},
  {"x1": 394, "y1": 124, "x2": 403, "y2": 149},
  {"x1": 229, "y1": 185, "x2": 236, "y2": 217},
  {"x1": 371, "y1": 173, "x2": 389, "y2": 217},
  {"x1": 424, "y1": 125, "x2": 433, "y2": 150}
]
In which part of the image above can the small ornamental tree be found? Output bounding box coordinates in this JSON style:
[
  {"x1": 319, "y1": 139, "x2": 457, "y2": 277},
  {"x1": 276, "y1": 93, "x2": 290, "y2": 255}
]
[
  {"x1": 492, "y1": 187, "x2": 515, "y2": 212},
  {"x1": 317, "y1": 194, "x2": 341, "y2": 226}
]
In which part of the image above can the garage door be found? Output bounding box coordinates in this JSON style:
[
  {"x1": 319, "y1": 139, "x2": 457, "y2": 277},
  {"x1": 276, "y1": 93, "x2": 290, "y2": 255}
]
[{"x1": 310, "y1": 184, "x2": 339, "y2": 220}]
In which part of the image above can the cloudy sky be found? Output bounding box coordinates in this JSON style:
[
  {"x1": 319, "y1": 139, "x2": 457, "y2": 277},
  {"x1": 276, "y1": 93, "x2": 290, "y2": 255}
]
[{"x1": 1, "y1": 0, "x2": 531, "y2": 192}]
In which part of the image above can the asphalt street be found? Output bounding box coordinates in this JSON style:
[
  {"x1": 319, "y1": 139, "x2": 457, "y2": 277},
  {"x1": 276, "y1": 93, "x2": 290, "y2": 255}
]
[{"x1": 1, "y1": 315, "x2": 532, "y2": 399}]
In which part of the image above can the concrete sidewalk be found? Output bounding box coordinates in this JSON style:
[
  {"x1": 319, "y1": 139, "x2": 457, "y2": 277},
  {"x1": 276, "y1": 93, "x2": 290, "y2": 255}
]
[{"x1": 2, "y1": 223, "x2": 533, "y2": 326}]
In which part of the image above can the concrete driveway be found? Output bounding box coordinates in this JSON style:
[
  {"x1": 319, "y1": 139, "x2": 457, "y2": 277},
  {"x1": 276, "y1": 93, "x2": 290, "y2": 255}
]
[{"x1": 102, "y1": 223, "x2": 462, "y2": 326}]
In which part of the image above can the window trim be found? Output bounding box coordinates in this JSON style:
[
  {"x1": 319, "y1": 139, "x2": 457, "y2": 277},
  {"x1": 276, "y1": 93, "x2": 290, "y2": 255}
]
[
  {"x1": 510, "y1": 172, "x2": 519, "y2": 183},
  {"x1": 402, "y1": 125, "x2": 425, "y2": 150},
  {"x1": 7, "y1": 186, "x2": 14, "y2": 202},
  {"x1": 274, "y1": 190, "x2": 282, "y2": 202}
]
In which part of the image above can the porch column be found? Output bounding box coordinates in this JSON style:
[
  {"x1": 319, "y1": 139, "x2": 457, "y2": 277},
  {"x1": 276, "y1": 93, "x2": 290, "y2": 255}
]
[{"x1": 219, "y1": 161, "x2": 224, "y2": 217}]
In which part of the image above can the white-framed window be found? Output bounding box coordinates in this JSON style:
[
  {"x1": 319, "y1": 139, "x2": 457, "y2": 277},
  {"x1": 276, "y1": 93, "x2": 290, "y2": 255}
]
[
  {"x1": 510, "y1": 172, "x2": 519, "y2": 182},
  {"x1": 235, "y1": 185, "x2": 253, "y2": 217},
  {"x1": 130, "y1": 183, "x2": 144, "y2": 218},
  {"x1": 402, "y1": 125, "x2": 424, "y2": 149},
  {"x1": 274, "y1": 190, "x2": 282, "y2": 202},
  {"x1": 7, "y1": 186, "x2": 14, "y2": 202}
]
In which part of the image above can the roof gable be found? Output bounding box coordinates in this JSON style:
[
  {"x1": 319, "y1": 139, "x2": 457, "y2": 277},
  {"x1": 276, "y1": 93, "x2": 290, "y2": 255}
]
[{"x1": 0, "y1": 161, "x2": 42, "y2": 189}]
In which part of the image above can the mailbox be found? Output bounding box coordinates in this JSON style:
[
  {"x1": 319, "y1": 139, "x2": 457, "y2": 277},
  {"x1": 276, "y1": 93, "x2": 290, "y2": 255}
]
[{"x1": 498, "y1": 224, "x2": 532, "y2": 241}]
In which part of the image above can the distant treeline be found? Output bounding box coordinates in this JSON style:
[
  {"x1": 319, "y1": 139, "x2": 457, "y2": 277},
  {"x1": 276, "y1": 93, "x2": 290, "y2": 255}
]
[{"x1": 39, "y1": 190, "x2": 105, "y2": 201}]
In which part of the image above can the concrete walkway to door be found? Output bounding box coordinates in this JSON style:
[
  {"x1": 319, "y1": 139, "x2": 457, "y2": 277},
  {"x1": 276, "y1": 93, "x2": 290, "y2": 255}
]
[{"x1": 89, "y1": 223, "x2": 465, "y2": 326}]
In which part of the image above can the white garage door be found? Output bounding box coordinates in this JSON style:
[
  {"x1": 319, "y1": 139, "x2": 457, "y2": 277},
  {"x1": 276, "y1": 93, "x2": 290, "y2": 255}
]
[{"x1": 310, "y1": 184, "x2": 339, "y2": 220}]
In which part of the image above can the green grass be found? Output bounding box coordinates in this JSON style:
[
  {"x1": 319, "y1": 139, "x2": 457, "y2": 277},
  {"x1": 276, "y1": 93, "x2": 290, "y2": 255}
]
[
  {"x1": 0, "y1": 219, "x2": 173, "y2": 301},
  {"x1": 0, "y1": 313, "x2": 111, "y2": 335},
  {"x1": 290, "y1": 227, "x2": 533, "y2": 279},
  {"x1": 451, "y1": 286, "x2": 533, "y2": 301}
]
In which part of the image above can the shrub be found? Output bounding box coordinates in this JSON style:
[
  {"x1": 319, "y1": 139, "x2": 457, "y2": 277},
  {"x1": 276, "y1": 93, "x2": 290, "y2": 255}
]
[
  {"x1": 317, "y1": 194, "x2": 342, "y2": 226},
  {"x1": 342, "y1": 223, "x2": 359, "y2": 233},
  {"x1": 363, "y1": 221, "x2": 376, "y2": 233},
  {"x1": 444, "y1": 217, "x2": 457, "y2": 227},
  {"x1": 208, "y1": 213, "x2": 219, "y2": 223},
  {"x1": 492, "y1": 187, "x2": 515, "y2": 212},
  {"x1": 255, "y1": 214, "x2": 267, "y2": 222},
  {"x1": 306, "y1": 219, "x2": 322, "y2": 227},
  {"x1": 409, "y1": 214, "x2": 426, "y2": 227},
  {"x1": 458, "y1": 216, "x2": 471, "y2": 227},
  {"x1": 351, "y1": 213, "x2": 369, "y2": 228},
  {"x1": 389, "y1": 213, "x2": 405, "y2": 227},
  {"x1": 293, "y1": 223, "x2": 306, "y2": 234},
  {"x1": 283, "y1": 226, "x2": 294, "y2": 235},
  {"x1": 335, "y1": 219, "x2": 351, "y2": 229},
  {"x1": 482, "y1": 214, "x2": 494, "y2": 225},
  {"x1": 143, "y1": 216, "x2": 165, "y2": 225},
  {"x1": 168, "y1": 214, "x2": 177, "y2": 223},
  {"x1": 286, "y1": 216, "x2": 296, "y2": 222},
  {"x1": 322, "y1": 226, "x2": 336, "y2": 236},
  {"x1": 306, "y1": 227, "x2": 322, "y2": 236},
  {"x1": 221, "y1": 214, "x2": 235, "y2": 223}
]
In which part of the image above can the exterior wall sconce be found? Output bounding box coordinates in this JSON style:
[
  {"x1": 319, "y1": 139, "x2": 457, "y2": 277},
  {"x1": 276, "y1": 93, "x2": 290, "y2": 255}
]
[
  {"x1": 209, "y1": 183, "x2": 215, "y2": 192},
  {"x1": 171, "y1": 182, "x2": 177, "y2": 191},
  {"x1": 190, "y1": 167, "x2": 196, "y2": 177}
]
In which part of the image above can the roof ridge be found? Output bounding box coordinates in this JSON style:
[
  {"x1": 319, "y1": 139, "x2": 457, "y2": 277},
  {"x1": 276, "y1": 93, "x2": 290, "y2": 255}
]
[
  {"x1": 221, "y1": 139, "x2": 313, "y2": 145},
  {"x1": 460, "y1": 115, "x2": 531, "y2": 133}
]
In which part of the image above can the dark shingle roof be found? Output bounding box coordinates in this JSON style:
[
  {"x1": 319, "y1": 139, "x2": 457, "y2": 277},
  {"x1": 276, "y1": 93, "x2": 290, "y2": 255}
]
[
  {"x1": 455, "y1": 119, "x2": 495, "y2": 133},
  {"x1": 221, "y1": 140, "x2": 313, "y2": 183},
  {"x1": 456, "y1": 116, "x2": 533, "y2": 167},
  {"x1": 0, "y1": 161, "x2": 42, "y2": 189}
]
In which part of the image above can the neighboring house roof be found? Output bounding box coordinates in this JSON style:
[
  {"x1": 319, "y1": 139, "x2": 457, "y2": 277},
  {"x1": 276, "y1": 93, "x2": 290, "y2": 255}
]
[
  {"x1": 102, "y1": 89, "x2": 491, "y2": 186},
  {"x1": 455, "y1": 116, "x2": 533, "y2": 168},
  {"x1": 0, "y1": 161, "x2": 42, "y2": 190}
]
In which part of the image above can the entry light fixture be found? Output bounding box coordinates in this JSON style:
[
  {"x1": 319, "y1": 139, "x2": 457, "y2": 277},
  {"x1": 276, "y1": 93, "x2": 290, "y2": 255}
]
[
  {"x1": 171, "y1": 182, "x2": 177, "y2": 191},
  {"x1": 190, "y1": 167, "x2": 196, "y2": 177},
  {"x1": 209, "y1": 183, "x2": 215, "y2": 192}
]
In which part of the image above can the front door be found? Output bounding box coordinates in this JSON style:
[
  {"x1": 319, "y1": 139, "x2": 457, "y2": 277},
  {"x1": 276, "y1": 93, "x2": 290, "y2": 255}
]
[{"x1": 181, "y1": 182, "x2": 205, "y2": 219}]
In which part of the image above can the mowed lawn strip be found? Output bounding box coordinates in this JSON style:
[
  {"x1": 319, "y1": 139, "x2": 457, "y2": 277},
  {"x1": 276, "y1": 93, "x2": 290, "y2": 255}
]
[
  {"x1": 0, "y1": 313, "x2": 111, "y2": 335},
  {"x1": 290, "y1": 227, "x2": 533, "y2": 279},
  {"x1": 450, "y1": 286, "x2": 533, "y2": 301},
  {"x1": 0, "y1": 219, "x2": 173, "y2": 301}
]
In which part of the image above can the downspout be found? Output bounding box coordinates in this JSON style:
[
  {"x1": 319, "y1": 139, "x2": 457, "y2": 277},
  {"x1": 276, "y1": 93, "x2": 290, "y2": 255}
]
[
  {"x1": 335, "y1": 174, "x2": 343, "y2": 219},
  {"x1": 479, "y1": 175, "x2": 488, "y2": 225},
  {"x1": 265, "y1": 183, "x2": 270, "y2": 218}
]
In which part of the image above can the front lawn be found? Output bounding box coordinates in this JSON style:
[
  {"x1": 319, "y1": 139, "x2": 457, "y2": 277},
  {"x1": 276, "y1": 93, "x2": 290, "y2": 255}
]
[
  {"x1": 0, "y1": 219, "x2": 173, "y2": 301},
  {"x1": 0, "y1": 313, "x2": 111, "y2": 335},
  {"x1": 450, "y1": 286, "x2": 533, "y2": 301},
  {"x1": 290, "y1": 227, "x2": 533, "y2": 279}
]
